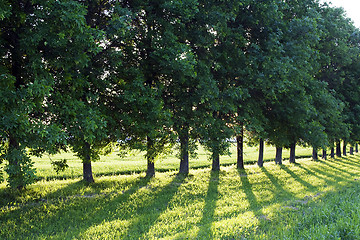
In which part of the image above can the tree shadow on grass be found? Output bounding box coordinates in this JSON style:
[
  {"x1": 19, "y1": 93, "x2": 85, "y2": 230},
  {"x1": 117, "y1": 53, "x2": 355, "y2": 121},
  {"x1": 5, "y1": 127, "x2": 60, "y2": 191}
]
[
  {"x1": 279, "y1": 165, "x2": 314, "y2": 190},
  {"x1": 314, "y1": 160, "x2": 359, "y2": 179},
  {"x1": 331, "y1": 157, "x2": 360, "y2": 171},
  {"x1": 260, "y1": 167, "x2": 294, "y2": 201},
  {"x1": 296, "y1": 163, "x2": 337, "y2": 185},
  {"x1": 123, "y1": 173, "x2": 187, "y2": 239},
  {"x1": 237, "y1": 169, "x2": 262, "y2": 212},
  {"x1": 196, "y1": 171, "x2": 219, "y2": 239},
  {"x1": 1, "y1": 174, "x2": 186, "y2": 239}
]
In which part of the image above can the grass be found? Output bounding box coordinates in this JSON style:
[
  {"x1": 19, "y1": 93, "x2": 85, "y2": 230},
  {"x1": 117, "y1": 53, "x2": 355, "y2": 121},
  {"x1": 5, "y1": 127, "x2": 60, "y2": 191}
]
[
  {"x1": 27, "y1": 143, "x2": 314, "y2": 181},
  {"x1": 1, "y1": 148, "x2": 360, "y2": 239}
]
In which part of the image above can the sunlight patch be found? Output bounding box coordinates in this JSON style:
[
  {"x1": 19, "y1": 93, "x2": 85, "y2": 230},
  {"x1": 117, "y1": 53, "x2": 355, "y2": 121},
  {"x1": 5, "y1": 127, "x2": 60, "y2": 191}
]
[{"x1": 80, "y1": 219, "x2": 130, "y2": 240}]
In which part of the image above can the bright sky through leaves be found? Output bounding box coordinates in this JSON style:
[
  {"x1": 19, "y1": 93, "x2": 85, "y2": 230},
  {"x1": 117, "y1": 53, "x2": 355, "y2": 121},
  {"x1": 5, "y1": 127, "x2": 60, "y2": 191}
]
[{"x1": 321, "y1": 0, "x2": 360, "y2": 28}]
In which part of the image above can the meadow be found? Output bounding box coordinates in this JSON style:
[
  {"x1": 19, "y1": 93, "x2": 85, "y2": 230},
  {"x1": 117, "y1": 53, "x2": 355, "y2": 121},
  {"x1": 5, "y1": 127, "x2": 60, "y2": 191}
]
[
  {"x1": 1, "y1": 144, "x2": 360, "y2": 239},
  {"x1": 27, "y1": 144, "x2": 313, "y2": 181}
]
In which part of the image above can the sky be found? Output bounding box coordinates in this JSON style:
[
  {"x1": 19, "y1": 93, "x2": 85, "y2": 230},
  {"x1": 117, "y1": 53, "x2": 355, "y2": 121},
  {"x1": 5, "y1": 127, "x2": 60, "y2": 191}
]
[{"x1": 321, "y1": 0, "x2": 360, "y2": 28}]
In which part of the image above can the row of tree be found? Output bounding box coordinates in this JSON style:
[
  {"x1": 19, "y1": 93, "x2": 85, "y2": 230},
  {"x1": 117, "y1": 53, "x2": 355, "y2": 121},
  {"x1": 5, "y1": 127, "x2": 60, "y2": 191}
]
[{"x1": 1, "y1": 0, "x2": 360, "y2": 189}]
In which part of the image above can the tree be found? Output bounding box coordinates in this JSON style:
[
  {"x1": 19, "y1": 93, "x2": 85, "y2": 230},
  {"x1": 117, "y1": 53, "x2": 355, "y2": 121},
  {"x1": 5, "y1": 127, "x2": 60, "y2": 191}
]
[
  {"x1": 104, "y1": 0, "x2": 199, "y2": 176},
  {"x1": 228, "y1": 0, "x2": 283, "y2": 168},
  {"x1": 260, "y1": 0, "x2": 324, "y2": 164},
  {"x1": 0, "y1": 0, "x2": 94, "y2": 188},
  {"x1": 47, "y1": 0, "x2": 130, "y2": 183},
  {"x1": 192, "y1": 0, "x2": 248, "y2": 171},
  {"x1": 316, "y1": 4, "x2": 355, "y2": 152}
]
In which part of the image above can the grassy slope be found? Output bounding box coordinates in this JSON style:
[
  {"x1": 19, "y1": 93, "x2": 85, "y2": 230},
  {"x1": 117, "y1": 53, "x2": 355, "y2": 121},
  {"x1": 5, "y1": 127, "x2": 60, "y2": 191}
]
[{"x1": 1, "y1": 153, "x2": 360, "y2": 239}]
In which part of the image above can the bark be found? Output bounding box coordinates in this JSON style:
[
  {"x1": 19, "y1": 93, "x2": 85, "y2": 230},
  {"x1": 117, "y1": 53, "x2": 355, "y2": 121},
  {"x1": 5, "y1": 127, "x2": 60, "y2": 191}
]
[
  {"x1": 7, "y1": 25, "x2": 24, "y2": 190},
  {"x1": 350, "y1": 146, "x2": 354, "y2": 155},
  {"x1": 146, "y1": 160, "x2": 155, "y2": 177},
  {"x1": 275, "y1": 147, "x2": 282, "y2": 165},
  {"x1": 336, "y1": 140, "x2": 341, "y2": 157},
  {"x1": 257, "y1": 138, "x2": 264, "y2": 167},
  {"x1": 343, "y1": 140, "x2": 347, "y2": 156},
  {"x1": 212, "y1": 152, "x2": 220, "y2": 171},
  {"x1": 356, "y1": 143, "x2": 359, "y2": 153},
  {"x1": 179, "y1": 129, "x2": 189, "y2": 175},
  {"x1": 312, "y1": 148, "x2": 318, "y2": 160},
  {"x1": 330, "y1": 147, "x2": 335, "y2": 158},
  {"x1": 236, "y1": 125, "x2": 244, "y2": 169},
  {"x1": 146, "y1": 137, "x2": 155, "y2": 177},
  {"x1": 83, "y1": 162, "x2": 94, "y2": 183},
  {"x1": 322, "y1": 149, "x2": 327, "y2": 160},
  {"x1": 8, "y1": 136, "x2": 24, "y2": 190},
  {"x1": 289, "y1": 142, "x2": 296, "y2": 164},
  {"x1": 83, "y1": 143, "x2": 94, "y2": 183}
]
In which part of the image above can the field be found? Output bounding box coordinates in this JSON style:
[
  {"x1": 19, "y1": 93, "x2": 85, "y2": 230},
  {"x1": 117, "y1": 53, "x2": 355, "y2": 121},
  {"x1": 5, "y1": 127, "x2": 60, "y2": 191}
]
[
  {"x1": 25, "y1": 144, "x2": 314, "y2": 181},
  {"x1": 1, "y1": 145, "x2": 360, "y2": 239}
]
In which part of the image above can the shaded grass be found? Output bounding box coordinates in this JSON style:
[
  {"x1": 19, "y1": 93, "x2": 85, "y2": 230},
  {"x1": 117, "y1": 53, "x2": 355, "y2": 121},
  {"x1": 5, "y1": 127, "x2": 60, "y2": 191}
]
[{"x1": 1, "y1": 154, "x2": 360, "y2": 239}]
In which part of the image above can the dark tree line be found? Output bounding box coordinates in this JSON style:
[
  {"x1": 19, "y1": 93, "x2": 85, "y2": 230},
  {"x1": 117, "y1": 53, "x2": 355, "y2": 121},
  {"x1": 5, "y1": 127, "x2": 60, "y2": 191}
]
[{"x1": 1, "y1": 0, "x2": 360, "y2": 189}]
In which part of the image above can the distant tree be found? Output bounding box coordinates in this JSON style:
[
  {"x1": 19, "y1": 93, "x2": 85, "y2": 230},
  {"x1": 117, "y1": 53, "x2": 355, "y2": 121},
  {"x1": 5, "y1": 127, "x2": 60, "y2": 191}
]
[
  {"x1": 316, "y1": 5, "x2": 356, "y2": 150},
  {"x1": 261, "y1": 0, "x2": 324, "y2": 163},
  {"x1": 229, "y1": 0, "x2": 283, "y2": 168}
]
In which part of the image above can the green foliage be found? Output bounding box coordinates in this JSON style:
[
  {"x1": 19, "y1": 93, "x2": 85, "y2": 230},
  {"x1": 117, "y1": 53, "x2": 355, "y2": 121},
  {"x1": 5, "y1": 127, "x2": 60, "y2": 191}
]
[
  {"x1": 0, "y1": 0, "x2": 99, "y2": 188},
  {"x1": 0, "y1": 1, "x2": 10, "y2": 20},
  {"x1": 4, "y1": 148, "x2": 36, "y2": 189},
  {"x1": 50, "y1": 159, "x2": 69, "y2": 175},
  {"x1": 316, "y1": 4, "x2": 357, "y2": 144},
  {"x1": 2, "y1": 0, "x2": 360, "y2": 190}
]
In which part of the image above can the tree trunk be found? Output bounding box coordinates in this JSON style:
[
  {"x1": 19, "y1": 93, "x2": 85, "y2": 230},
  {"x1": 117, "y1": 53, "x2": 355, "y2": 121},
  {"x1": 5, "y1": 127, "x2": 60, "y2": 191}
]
[
  {"x1": 83, "y1": 143, "x2": 94, "y2": 183},
  {"x1": 356, "y1": 143, "x2": 359, "y2": 153},
  {"x1": 146, "y1": 137, "x2": 155, "y2": 177},
  {"x1": 236, "y1": 124, "x2": 244, "y2": 169},
  {"x1": 212, "y1": 152, "x2": 220, "y2": 171},
  {"x1": 257, "y1": 138, "x2": 264, "y2": 167},
  {"x1": 83, "y1": 162, "x2": 94, "y2": 183},
  {"x1": 8, "y1": 136, "x2": 25, "y2": 190},
  {"x1": 330, "y1": 147, "x2": 335, "y2": 158},
  {"x1": 289, "y1": 142, "x2": 296, "y2": 163},
  {"x1": 146, "y1": 160, "x2": 155, "y2": 177},
  {"x1": 350, "y1": 146, "x2": 354, "y2": 155},
  {"x1": 343, "y1": 140, "x2": 347, "y2": 156},
  {"x1": 275, "y1": 147, "x2": 282, "y2": 165},
  {"x1": 179, "y1": 129, "x2": 189, "y2": 175},
  {"x1": 322, "y1": 149, "x2": 327, "y2": 160},
  {"x1": 312, "y1": 148, "x2": 318, "y2": 160},
  {"x1": 336, "y1": 140, "x2": 341, "y2": 157}
]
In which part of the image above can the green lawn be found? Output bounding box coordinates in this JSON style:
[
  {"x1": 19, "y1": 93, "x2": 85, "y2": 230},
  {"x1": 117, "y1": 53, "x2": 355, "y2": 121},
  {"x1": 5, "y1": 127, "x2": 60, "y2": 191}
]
[
  {"x1": 1, "y1": 147, "x2": 360, "y2": 239},
  {"x1": 26, "y1": 144, "x2": 314, "y2": 181}
]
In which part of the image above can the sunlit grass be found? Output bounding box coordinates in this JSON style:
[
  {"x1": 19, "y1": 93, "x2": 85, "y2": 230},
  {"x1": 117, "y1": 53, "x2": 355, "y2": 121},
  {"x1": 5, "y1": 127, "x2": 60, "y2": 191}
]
[
  {"x1": 28, "y1": 144, "x2": 314, "y2": 181},
  {"x1": 1, "y1": 153, "x2": 360, "y2": 239}
]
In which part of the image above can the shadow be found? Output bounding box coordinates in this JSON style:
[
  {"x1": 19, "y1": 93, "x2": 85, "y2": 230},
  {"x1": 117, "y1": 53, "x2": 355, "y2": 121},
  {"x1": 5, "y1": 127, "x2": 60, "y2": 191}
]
[
  {"x1": 124, "y1": 174, "x2": 186, "y2": 239},
  {"x1": 260, "y1": 167, "x2": 293, "y2": 200},
  {"x1": 241, "y1": 155, "x2": 313, "y2": 166},
  {"x1": 196, "y1": 171, "x2": 219, "y2": 239},
  {"x1": 0, "y1": 174, "x2": 165, "y2": 239},
  {"x1": 315, "y1": 160, "x2": 358, "y2": 178},
  {"x1": 296, "y1": 164, "x2": 337, "y2": 185},
  {"x1": 280, "y1": 165, "x2": 314, "y2": 190},
  {"x1": 331, "y1": 157, "x2": 360, "y2": 170},
  {"x1": 237, "y1": 169, "x2": 261, "y2": 212}
]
